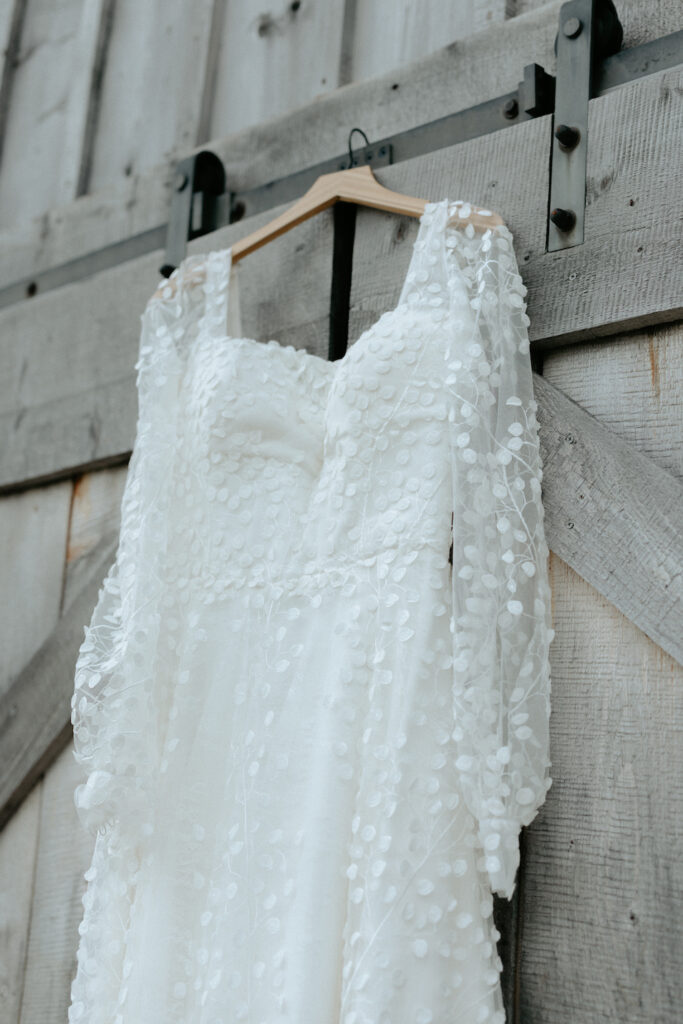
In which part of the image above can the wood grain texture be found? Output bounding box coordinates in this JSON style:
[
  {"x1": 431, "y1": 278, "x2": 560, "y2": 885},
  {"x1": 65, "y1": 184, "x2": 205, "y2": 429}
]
[
  {"x1": 0, "y1": 479, "x2": 71, "y2": 1021},
  {"x1": 0, "y1": 0, "x2": 217, "y2": 232},
  {"x1": 0, "y1": 527, "x2": 117, "y2": 834},
  {"x1": 519, "y1": 315, "x2": 683, "y2": 1023},
  {"x1": 542, "y1": 322, "x2": 683, "y2": 481},
  {"x1": 520, "y1": 555, "x2": 683, "y2": 1023},
  {"x1": 209, "y1": 0, "x2": 347, "y2": 138},
  {"x1": 341, "y1": 0, "x2": 506, "y2": 83},
  {"x1": 0, "y1": 0, "x2": 24, "y2": 174},
  {"x1": 0, "y1": 786, "x2": 41, "y2": 1023},
  {"x1": 534, "y1": 372, "x2": 682, "y2": 665},
  {"x1": 2, "y1": 0, "x2": 681, "y2": 285},
  {"x1": 62, "y1": 465, "x2": 127, "y2": 608},
  {"x1": 0, "y1": 481, "x2": 72, "y2": 697},
  {"x1": 16, "y1": 744, "x2": 95, "y2": 1024},
  {"x1": 85, "y1": 0, "x2": 217, "y2": 197},
  {"x1": 1, "y1": 466, "x2": 127, "y2": 1023},
  {"x1": 0, "y1": 0, "x2": 91, "y2": 228}
]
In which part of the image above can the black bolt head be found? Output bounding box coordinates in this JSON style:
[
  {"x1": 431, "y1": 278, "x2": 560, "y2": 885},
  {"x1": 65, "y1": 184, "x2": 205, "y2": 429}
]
[
  {"x1": 503, "y1": 98, "x2": 519, "y2": 120},
  {"x1": 563, "y1": 16, "x2": 582, "y2": 38},
  {"x1": 550, "y1": 208, "x2": 576, "y2": 232},
  {"x1": 555, "y1": 123, "x2": 580, "y2": 148}
]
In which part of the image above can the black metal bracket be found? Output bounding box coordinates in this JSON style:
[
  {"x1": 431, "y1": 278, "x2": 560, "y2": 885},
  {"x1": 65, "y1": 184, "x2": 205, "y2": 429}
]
[
  {"x1": 160, "y1": 151, "x2": 225, "y2": 277},
  {"x1": 547, "y1": 0, "x2": 623, "y2": 250}
]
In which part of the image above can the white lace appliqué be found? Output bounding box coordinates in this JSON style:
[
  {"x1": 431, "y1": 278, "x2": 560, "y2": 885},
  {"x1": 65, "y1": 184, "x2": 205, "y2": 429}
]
[{"x1": 68, "y1": 198, "x2": 554, "y2": 1024}]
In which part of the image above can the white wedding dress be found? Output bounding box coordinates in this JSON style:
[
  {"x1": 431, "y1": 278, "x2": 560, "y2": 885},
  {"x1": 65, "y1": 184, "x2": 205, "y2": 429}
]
[{"x1": 68, "y1": 199, "x2": 554, "y2": 1024}]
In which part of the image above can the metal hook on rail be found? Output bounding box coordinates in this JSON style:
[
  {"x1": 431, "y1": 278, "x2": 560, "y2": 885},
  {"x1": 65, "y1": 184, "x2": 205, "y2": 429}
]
[{"x1": 347, "y1": 127, "x2": 371, "y2": 167}]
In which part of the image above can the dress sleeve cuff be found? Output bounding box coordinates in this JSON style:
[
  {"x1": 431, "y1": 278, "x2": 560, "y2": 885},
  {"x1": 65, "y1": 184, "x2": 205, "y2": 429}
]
[
  {"x1": 74, "y1": 769, "x2": 152, "y2": 838},
  {"x1": 477, "y1": 816, "x2": 522, "y2": 900}
]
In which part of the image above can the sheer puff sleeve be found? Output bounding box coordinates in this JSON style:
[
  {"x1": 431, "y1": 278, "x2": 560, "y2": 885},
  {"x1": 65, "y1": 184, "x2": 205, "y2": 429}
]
[
  {"x1": 443, "y1": 209, "x2": 555, "y2": 900},
  {"x1": 70, "y1": 255, "x2": 211, "y2": 838}
]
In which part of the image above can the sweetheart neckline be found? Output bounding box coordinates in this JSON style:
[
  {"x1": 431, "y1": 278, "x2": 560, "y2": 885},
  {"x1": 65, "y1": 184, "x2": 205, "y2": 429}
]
[
  {"x1": 206, "y1": 198, "x2": 469, "y2": 369},
  {"x1": 210, "y1": 305, "x2": 407, "y2": 372},
  {"x1": 151, "y1": 198, "x2": 510, "y2": 370}
]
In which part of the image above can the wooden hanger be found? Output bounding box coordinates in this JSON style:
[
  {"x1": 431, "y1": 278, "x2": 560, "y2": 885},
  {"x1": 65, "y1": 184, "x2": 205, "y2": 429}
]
[{"x1": 153, "y1": 165, "x2": 504, "y2": 299}]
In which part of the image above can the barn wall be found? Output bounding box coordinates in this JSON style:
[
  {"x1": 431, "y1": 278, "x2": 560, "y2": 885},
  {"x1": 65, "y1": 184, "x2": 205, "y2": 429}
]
[{"x1": 0, "y1": 1, "x2": 681, "y2": 1022}]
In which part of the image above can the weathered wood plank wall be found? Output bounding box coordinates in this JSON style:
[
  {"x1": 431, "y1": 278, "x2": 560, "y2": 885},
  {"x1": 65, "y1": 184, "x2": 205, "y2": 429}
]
[
  {"x1": 0, "y1": 0, "x2": 511, "y2": 234},
  {"x1": 520, "y1": 326, "x2": 683, "y2": 1023},
  {"x1": 0, "y1": 481, "x2": 72, "y2": 1020},
  {"x1": 0, "y1": 1, "x2": 681, "y2": 1023},
  {"x1": 0, "y1": 0, "x2": 678, "y2": 282}
]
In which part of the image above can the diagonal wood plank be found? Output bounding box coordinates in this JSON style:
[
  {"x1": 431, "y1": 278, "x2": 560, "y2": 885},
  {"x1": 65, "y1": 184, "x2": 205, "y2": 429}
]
[
  {"x1": 1, "y1": 373, "x2": 681, "y2": 837},
  {"x1": 10, "y1": 465, "x2": 128, "y2": 1022},
  {"x1": 535, "y1": 373, "x2": 683, "y2": 664},
  {"x1": 0, "y1": 530, "x2": 117, "y2": 833}
]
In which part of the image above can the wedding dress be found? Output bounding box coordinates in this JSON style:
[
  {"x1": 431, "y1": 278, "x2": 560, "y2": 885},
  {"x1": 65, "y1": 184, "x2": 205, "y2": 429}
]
[{"x1": 68, "y1": 198, "x2": 554, "y2": 1024}]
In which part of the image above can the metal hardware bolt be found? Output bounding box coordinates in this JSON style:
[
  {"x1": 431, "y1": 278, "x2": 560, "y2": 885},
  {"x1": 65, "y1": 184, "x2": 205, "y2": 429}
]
[
  {"x1": 174, "y1": 172, "x2": 188, "y2": 192},
  {"x1": 503, "y1": 98, "x2": 518, "y2": 119},
  {"x1": 550, "y1": 207, "x2": 576, "y2": 231},
  {"x1": 555, "y1": 123, "x2": 580, "y2": 148},
  {"x1": 562, "y1": 16, "x2": 582, "y2": 38}
]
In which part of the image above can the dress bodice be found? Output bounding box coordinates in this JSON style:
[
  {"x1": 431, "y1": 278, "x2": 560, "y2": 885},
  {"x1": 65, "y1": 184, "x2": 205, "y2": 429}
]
[{"x1": 152, "y1": 201, "x2": 485, "y2": 590}]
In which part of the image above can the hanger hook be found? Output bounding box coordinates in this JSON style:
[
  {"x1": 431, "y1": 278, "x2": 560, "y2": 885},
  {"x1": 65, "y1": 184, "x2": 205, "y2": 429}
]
[{"x1": 347, "y1": 127, "x2": 371, "y2": 167}]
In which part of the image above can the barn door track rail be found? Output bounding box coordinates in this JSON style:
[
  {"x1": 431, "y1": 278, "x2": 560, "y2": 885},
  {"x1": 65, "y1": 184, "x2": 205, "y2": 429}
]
[
  {"x1": 0, "y1": 6, "x2": 681, "y2": 310},
  {"x1": 158, "y1": 0, "x2": 680, "y2": 277},
  {"x1": 547, "y1": 0, "x2": 623, "y2": 250}
]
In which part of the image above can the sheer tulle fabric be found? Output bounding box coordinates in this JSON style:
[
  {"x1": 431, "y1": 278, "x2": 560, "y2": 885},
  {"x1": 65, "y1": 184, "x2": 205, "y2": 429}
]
[{"x1": 68, "y1": 199, "x2": 553, "y2": 1023}]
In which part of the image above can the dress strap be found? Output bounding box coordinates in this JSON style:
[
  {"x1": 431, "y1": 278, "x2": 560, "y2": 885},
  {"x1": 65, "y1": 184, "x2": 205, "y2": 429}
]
[
  {"x1": 398, "y1": 200, "x2": 470, "y2": 322},
  {"x1": 197, "y1": 246, "x2": 235, "y2": 341},
  {"x1": 227, "y1": 257, "x2": 242, "y2": 338},
  {"x1": 142, "y1": 245, "x2": 235, "y2": 365}
]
